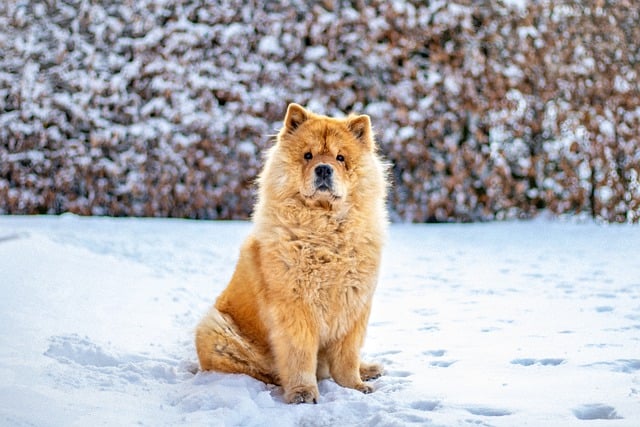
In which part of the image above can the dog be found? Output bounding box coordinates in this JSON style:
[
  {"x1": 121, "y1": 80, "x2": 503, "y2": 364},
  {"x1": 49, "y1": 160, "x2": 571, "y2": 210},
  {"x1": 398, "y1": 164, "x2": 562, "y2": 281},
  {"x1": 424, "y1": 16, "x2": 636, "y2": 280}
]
[{"x1": 196, "y1": 103, "x2": 389, "y2": 404}]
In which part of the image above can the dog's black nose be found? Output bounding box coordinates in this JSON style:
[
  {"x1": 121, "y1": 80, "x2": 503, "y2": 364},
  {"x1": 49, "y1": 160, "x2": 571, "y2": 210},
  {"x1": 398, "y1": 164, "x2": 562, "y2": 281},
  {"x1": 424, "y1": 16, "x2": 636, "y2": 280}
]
[{"x1": 315, "y1": 164, "x2": 333, "y2": 179}]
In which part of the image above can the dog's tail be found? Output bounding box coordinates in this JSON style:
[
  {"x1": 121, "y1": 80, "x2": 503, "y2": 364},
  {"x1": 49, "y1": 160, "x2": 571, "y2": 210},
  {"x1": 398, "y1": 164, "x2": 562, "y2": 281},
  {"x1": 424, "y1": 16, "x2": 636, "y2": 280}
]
[{"x1": 195, "y1": 307, "x2": 276, "y2": 384}]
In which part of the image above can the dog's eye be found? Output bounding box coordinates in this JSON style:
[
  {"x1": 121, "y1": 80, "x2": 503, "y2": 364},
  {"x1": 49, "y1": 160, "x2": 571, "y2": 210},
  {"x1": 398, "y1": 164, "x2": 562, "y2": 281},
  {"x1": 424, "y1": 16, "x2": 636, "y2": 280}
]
[
  {"x1": 304, "y1": 152, "x2": 313, "y2": 160},
  {"x1": 336, "y1": 154, "x2": 345, "y2": 162}
]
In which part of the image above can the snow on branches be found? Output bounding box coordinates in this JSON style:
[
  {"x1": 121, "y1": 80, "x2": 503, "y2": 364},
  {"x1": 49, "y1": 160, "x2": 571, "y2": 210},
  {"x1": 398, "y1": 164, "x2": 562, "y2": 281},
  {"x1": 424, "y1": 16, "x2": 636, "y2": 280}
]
[{"x1": 1, "y1": 0, "x2": 638, "y2": 222}]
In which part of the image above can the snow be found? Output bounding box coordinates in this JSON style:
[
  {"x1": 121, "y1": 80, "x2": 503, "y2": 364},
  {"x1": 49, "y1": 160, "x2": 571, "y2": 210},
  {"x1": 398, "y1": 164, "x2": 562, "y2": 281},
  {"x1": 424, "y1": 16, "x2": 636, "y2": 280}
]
[
  {"x1": 258, "y1": 36, "x2": 283, "y2": 57},
  {"x1": 1, "y1": 215, "x2": 639, "y2": 426},
  {"x1": 304, "y1": 46, "x2": 328, "y2": 62},
  {"x1": 503, "y1": 0, "x2": 529, "y2": 12}
]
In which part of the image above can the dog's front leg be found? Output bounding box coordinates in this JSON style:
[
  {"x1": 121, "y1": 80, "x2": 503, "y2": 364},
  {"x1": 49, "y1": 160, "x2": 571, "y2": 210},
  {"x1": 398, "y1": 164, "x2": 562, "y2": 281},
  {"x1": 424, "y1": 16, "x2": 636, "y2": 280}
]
[
  {"x1": 267, "y1": 304, "x2": 320, "y2": 404},
  {"x1": 326, "y1": 309, "x2": 379, "y2": 394}
]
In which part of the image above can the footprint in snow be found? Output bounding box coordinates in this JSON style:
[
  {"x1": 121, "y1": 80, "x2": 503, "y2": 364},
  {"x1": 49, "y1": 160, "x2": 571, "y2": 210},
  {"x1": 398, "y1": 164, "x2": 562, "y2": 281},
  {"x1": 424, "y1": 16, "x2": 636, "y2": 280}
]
[
  {"x1": 422, "y1": 349, "x2": 455, "y2": 367},
  {"x1": 430, "y1": 360, "x2": 456, "y2": 368},
  {"x1": 511, "y1": 358, "x2": 565, "y2": 367},
  {"x1": 410, "y1": 400, "x2": 440, "y2": 411},
  {"x1": 585, "y1": 359, "x2": 640, "y2": 373},
  {"x1": 465, "y1": 406, "x2": 512, "y2": 417},
  {"x1": 572, "y1": 404, "x2": 622, "y2": 420},
  {"x1": 423, "y1": 349, "x2": 447, "y2": 357}
]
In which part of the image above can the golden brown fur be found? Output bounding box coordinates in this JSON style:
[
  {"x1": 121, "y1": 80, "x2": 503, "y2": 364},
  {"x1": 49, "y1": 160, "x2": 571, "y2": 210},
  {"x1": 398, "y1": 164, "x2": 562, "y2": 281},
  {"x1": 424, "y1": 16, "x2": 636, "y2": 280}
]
[{"x1": 195, "y1": 103, "x2": 388, "y2": 404}]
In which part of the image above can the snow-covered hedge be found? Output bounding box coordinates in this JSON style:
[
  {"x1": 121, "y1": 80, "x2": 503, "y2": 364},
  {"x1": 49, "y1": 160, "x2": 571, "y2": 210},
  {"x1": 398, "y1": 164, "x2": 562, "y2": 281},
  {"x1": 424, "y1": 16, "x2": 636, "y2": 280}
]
[{"x1": 1, "y1": 1, "x2": 639, "y2": 222}]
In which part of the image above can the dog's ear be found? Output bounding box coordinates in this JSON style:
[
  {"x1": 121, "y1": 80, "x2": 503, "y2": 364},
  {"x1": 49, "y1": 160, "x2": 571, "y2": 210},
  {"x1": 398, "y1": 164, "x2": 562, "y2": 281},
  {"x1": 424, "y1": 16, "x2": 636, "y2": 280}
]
[
  {"x1": 347, "y1": 114, "x2": 374, "y2": 150},
  {"x1": 284, "y1": 103, "x2": 309, "y2": 133}
]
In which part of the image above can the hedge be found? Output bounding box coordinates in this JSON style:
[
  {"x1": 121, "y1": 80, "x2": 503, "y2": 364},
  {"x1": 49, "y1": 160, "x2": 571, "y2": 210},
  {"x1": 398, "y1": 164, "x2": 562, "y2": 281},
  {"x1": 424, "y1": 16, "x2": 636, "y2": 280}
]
[{"x1": 1, "y1": 0, "x2": 639, "y2": 222}]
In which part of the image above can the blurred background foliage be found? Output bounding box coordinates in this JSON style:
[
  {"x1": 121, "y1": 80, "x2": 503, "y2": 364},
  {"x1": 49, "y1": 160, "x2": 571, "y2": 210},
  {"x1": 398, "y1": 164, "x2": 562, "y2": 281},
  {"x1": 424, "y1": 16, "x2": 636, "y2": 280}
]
[{"x1": 1, "y1": 0, "x2": 638, "y2": 222}]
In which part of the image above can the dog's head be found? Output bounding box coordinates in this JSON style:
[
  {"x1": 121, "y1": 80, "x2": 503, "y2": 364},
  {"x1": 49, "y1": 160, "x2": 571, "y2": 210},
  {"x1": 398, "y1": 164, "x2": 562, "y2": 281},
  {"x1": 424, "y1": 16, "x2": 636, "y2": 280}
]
[{"x1": 263, "y1": 103, "x2": 377, "y2": 209}]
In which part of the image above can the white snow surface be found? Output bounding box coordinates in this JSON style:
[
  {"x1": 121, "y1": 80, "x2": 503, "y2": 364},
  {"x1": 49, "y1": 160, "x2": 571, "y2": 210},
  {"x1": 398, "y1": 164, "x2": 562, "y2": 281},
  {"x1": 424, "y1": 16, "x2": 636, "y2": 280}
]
[{"x1": 1, "y1": 215, "x2": 639, "y2": 426}]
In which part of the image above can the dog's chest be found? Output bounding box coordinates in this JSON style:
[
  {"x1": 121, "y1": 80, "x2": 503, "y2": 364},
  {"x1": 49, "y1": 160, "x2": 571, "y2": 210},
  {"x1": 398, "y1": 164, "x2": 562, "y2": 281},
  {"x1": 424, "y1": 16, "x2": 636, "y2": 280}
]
[{"x1": 288, "y1": 235, "x2": 375, "y2": 338}]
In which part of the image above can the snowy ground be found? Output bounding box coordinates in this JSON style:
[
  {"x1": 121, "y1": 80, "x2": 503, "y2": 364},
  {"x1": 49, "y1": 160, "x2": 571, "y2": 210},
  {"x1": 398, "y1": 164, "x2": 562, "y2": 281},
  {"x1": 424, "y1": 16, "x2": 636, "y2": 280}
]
[{"x1": 1, "y1": 214, "x2": 639, "y2": 426}]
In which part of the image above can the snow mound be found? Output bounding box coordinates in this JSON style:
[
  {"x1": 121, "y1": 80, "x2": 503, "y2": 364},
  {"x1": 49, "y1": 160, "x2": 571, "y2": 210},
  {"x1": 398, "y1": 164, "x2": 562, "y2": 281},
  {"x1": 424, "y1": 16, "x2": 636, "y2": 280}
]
[{"x1": 45, "y1": 334, "x2": 123, "y2": 368}]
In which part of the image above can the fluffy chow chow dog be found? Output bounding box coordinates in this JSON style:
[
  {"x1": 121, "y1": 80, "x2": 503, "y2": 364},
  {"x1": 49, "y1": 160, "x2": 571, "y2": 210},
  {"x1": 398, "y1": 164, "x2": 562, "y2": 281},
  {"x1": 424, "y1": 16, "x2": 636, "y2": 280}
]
[{"x1": 196, "y1": 103, "x2": 389, "y2": 404}]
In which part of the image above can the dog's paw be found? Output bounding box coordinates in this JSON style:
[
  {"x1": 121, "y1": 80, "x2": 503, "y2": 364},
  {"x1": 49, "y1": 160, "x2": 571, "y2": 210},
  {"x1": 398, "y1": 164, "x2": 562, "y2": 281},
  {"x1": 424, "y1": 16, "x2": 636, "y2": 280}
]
[
  {"x1": 285, "y1": 385, "x2": 319, "y2": 404},
  {"x1": 360, "y1": 362, "x2": 384, "y2": 381},
  {"x1": 355, "y1": 382, "x2": 374, "y2": 394}
]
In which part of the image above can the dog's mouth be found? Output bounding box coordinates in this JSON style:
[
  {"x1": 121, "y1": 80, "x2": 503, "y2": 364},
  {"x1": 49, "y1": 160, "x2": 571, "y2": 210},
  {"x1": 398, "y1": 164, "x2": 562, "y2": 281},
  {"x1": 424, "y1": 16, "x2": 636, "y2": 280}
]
[
  {"x1": 315, "y1": 180, "x2": 333, "y2": 193},
  {"x1": 308, "y1": 186, "x2": 340, "y2": 199},
  {"x1": 302, "y1": 182, "x2": 342, "y2": 202}
]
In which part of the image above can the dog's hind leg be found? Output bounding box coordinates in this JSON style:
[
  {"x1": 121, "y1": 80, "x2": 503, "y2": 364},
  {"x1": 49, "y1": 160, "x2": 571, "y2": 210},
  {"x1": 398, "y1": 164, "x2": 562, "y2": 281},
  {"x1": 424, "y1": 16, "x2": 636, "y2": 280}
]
[{"x1": 195, "y1": 307, "x2": 276, "y2": 384}]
